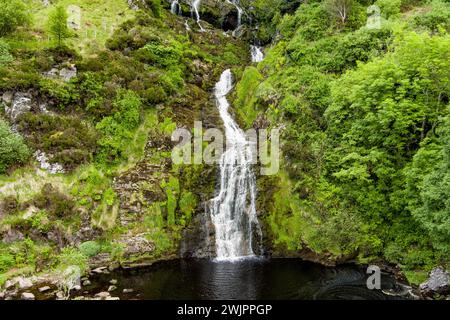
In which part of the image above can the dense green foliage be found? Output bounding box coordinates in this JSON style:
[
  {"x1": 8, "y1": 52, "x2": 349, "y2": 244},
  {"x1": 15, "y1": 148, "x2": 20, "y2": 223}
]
[
  {"x1": 0, "y1": 0, "x2": 31, "y2": 36},
  {"x1": 236, "y1": 0, "x2": 449, "y2": 276},
  {"x1": 0, "y1": 0, "x2": 448, "y2": 290},
  {"x1": 0, "y1": 119, "x2": 30, "y2": 173},
  {"x1": 48, "y1": 6, "x2": 71, "y2": 47}
]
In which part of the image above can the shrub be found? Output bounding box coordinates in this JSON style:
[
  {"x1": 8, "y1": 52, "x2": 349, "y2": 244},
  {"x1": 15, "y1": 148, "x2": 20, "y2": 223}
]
[
  {"x1": 16, "y1": 113, "x2": 98, "y2": 170},
  {"x1": 0, "y1": 119, "x2": 31, "y2": 174},
  {"x1": 56, "y1": 247, "x2": 88, "y2": 273},
  {"x1": 412, "y1": 0, "x2": 450, "y2": 32},
  {"x1": 0, "y1": 0, "x2": 30, "y2": 36},
  {"x1": 32, "y1": 184, "x2": 75, "y2": 218},
  {"x1": 96, "y1": 90, "x2": 142, "y2": 163},
  {"x1": 375, "y1": 0, "x2": 402, "y2": 19},
  {"x1": 0, "y1": 252, "x2": 15, "y2": 273},
  {"x1": 1, "y1": 195, "x2": 19, "y2": 215},
  {"x1": 0, "y1": 40, "x2": 13, "y2": 66},
  {"x1": 78, "y1": 241, "x2": 101, "y2": 258}
]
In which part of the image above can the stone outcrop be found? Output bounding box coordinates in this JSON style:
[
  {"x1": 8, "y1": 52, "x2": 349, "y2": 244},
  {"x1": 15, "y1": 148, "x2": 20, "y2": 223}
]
[
  {"x1": 42, "y1": 64, "x2": 77, "y2": 82},
  {"x1": 420, "y1": 267, "x2": 450, "y2": 297}
]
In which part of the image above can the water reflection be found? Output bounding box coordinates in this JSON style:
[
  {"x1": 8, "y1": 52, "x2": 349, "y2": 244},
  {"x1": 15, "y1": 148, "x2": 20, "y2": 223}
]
[{"x1": 87, "y1": 259, "x2": 409, "y2": 300}]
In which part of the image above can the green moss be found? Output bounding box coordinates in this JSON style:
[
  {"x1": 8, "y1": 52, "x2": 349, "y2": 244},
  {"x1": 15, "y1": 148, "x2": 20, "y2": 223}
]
[
  {"x1": 403, "y1": 270, "x2": 429, "y2": 285},
  {"x1": 234, "y1": 66, "x2": 264, "y2": 128},
  {"x1": 78, "y1": 241, "x2": 101, "y2": 258}
]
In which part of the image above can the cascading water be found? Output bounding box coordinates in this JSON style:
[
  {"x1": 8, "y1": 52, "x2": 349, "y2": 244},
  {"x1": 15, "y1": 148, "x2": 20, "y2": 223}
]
[
  {"x1": 250, "y1": 45, "x2": 264, "y2": 63},
  {"x1": 226, "y1": 0, "x2": 243, "y2": 28},
  {"x1": 191, "y1": 0, "x2": 205, "y2": 31},
  {"x1": 208, "y1": 69, "x2": 262, "y2": 261},
  {"x1": 171, "y1": 0, "x2": 181, "y2": 15}
]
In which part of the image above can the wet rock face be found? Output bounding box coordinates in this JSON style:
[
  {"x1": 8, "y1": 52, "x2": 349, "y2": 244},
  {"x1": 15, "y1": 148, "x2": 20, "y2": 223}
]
[
  {"x1": 222, "y1": 10, "x2": 239, "y2": 31},
  {"x1": 166, "y1": 0, "x2": 238, "y2": 30},
  {"x1": 180, "y1": 211, "x2": 216, "y2": 258},
  {"x1": 420, "y1": 267, "x2": 450, "y2": 296}
]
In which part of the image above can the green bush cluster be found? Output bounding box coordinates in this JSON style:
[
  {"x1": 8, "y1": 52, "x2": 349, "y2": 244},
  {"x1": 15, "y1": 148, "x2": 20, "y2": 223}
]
[
  {"x1": 16, "y1": 113, "x2": 98, "y2": 171},
  {"x1": 246, "y1": 0, "x2": 450, "y2": 270},
  {"x1": 0, "y1": 119, "x2": 30, "y2": 174},
  {"x1": 0, "y1": 0, "x2": 31, "y2": 36}
]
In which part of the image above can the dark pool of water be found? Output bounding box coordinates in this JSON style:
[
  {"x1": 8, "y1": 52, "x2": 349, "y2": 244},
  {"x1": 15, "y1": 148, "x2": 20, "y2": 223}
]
[{"x1": 85, "y1": 258, "x2": 410, "y2": 300}]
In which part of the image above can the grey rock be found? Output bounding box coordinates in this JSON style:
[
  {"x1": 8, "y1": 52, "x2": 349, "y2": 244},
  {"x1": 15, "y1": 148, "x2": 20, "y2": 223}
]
[
  {"x1": 17, "y1": 277, "x2": 33, "y2": 290},
  {"x1": 38, "y1": 286, "x2": 51, "y2": 293},
  {"x1": 108, "y1": 285, "x2": 117, "y2": 292},
  {"x1": 6, "y1": 92, "x2": 33, "y2": 122},
  {"x1": 1, "y1": 91, "x2": 13, "y2": 105},
  {"x1": 2, "y1": 229, "x2": 24, "y2": 244},
  {"x1": 4, "y1": 280, "x2": 16, "y2": 290},
  {"x1": 55, "y1": 291, "x2": 65, "y2": 300},
  {"x1": 21, "y1": 292, "x2": 35, "y2": 300},
  {"x1": 92, "y1": 267, "x2": 107, "y2": 274},
  {"x1": 59, "y1": 67, "x2": 77, "y2": 82},
  {"x1": 123, "y1": 288, "x2": 134, "y2": 294},
  {"x1": 109, "y1": 279, "x2": 118, "y2": 285},
  {"x1": 82, "y1": 280, "x2": 91, "y2": 286},
  {"x1": 420, "y1": 267, "x2": 449, "y2": 295},
  {"x1": 95, "y1": 291, "x2": 111, "y2": 300}
]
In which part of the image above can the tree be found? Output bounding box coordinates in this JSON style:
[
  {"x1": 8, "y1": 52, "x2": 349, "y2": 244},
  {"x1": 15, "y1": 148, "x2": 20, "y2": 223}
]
[
  {"x1": 0, "y1": 0, "x2": 31, "y2": 36},
  {"x1": 325, "y1": 0, "x2": 354, "y2": 26},
  {"x1": 48, "y1": 6, "x2": 71, "y2": 47},
  {"x1": 0, "y1": 119, "x2": 30, "y2": 173}
]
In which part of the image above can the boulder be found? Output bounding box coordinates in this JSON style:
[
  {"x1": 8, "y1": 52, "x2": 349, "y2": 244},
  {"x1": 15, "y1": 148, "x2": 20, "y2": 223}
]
[
  {"x1": 2, "y1": 229, "x2": 25, "y2": 244},
  {"x1": 59, "y1": 66, "x2": 77, "y2": 82},
  {"x1": 108, "y1": 285, "x2": 117, "y2": 292},
  {"x1": 16, "y1": 277, "x2": 33, "y2": 290},
  {"x1": 95, "y1": 291, "x2": 111, "y2": 300},
  {"x1": 420, "y1": 267, "x2": 449, "y2": 296},
  {"x1": 82, "y1": 280, "x2": 91, "y2": 286},
  {"x1": 5, "y1": 92, "x2": 33, "y2": 122},
  {"x1": 21, "y1": 292, "x2": 35, "y2": 300},
  {"x1": 38, "y1": 286, "x2": 51, "y2": 293}
]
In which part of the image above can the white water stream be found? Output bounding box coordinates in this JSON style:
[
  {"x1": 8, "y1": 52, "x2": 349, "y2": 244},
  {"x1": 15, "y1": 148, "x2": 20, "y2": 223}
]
[
  {"x1": 208, "y1": 69, "x2": 262, "y2": 261},
  {"x1": 250, "y1": 45, "x2": 264, "y2": 62}
]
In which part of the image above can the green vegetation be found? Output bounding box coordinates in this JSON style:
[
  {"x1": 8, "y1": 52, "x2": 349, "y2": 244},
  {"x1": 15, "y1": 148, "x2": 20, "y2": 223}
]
[
  {"x1": 0, "y1": 0, "x2": 448, "y2": 293},
  {"x1": 236, "y1": 0, "x2": 449, "y2": 275},
  {"x1": 0, "y1": 0, "x2": 31, "y2": 36},
  {"x1": 48, "y1": 6, "x2": 72, "y2": 47},
  {"x1": 0, "y1": 119, "x2": 30, "y2": 174},
  {"x1": 0, "y1": 0, "x2": 248, "y2": 286}
]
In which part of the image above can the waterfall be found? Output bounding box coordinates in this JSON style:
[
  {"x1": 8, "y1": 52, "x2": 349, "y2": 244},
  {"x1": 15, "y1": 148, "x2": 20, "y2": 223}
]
[
  {"x1": 208, "y1": 69, "x2": 262, "y2": 261},
  {"x1": 191, "y1": 0, "x2": 205, "y2": 31},
  {"x1": 226, "y1": 0, "x2": 243, "y2": 28},
  {"x1": 171, "y1": 0, "x2": 180, "y2": 15},
  {"x1": 250, "y1": 45, "x2": 264, "y2": 63}
]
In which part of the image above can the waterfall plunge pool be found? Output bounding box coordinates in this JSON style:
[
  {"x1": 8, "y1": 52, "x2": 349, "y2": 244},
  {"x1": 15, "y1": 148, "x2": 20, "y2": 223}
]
[{"x1": 81, "y1": 258, "x2": 411, "y2": 300}]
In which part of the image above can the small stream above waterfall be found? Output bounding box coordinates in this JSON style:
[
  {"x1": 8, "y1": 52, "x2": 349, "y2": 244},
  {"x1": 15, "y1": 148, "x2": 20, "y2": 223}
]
[{"x1": 208, "y1": 69, "x2": 262, "y2": 261}]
